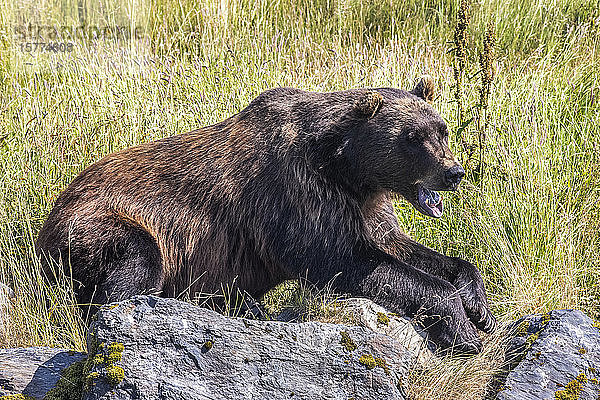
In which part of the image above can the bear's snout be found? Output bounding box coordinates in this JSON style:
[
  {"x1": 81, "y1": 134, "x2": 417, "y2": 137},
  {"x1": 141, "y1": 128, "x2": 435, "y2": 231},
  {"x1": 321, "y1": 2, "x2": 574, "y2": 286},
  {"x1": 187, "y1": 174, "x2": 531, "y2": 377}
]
[{"x1": 444, "y1": 165, "x2": 465, "y2": 189}]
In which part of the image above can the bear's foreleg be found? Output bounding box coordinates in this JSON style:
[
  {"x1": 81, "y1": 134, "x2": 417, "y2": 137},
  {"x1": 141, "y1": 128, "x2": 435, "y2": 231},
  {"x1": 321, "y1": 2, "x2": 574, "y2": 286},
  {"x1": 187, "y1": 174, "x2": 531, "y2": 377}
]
[
  {"x1": 365, "y1": 199, "x2": 497, "y2": 334},
  {"x1": 344, "y1": 252, "x2": 483, "y2": 354}
]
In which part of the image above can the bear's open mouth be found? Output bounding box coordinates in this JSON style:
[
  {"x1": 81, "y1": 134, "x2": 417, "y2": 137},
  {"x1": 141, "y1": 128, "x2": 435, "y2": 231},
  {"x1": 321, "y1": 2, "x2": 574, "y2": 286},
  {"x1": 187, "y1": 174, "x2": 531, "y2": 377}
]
[{"x1": 417, "y1": 186, "x2": 443, "y2": 218}]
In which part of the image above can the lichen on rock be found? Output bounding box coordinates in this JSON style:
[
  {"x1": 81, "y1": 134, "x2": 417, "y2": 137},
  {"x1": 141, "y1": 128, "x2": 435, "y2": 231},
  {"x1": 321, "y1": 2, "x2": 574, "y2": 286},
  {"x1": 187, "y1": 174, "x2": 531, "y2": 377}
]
[
  {"x1": 358, "y1": 353, "x2": 389, "y2": 375},
  {"x1": 515, "y1": 320, "x2": 529, "y2": 336},
  {"x1": 358, "y1": 354, "x2": 377, "y2": 369},
  {"x1": 93, "y1": 342, "x2": 125, "y2": 386},
  {"x1": 375, "y1": 356, "x2": 390, "y2": 375},
  {"x1": 554, "y1": 373, "x2": 587, "y2": 400},
  {"x1": 340, "y1": 331, "x2": 357, "y2": 352},
  {"x1": 105, "y1": 365, "x2": 125, "y2": 385},
  {"x1": 83, "y1": 296, "x2": 411, "y2": 400},
  {"x1": 376, "y1": 312, "x2": 390, "y2": 326},
  {"x1": 525, "y1": 332, "x2": 539, "y2": 347},
  {"x1": 495, "y1": 310, "x2": 600, "y2": 400}
]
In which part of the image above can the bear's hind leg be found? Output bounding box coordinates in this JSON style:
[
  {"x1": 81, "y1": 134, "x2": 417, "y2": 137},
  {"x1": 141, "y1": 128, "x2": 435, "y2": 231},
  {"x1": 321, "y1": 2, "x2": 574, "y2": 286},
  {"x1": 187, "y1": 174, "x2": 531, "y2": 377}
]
[{"x1": 87, "y1": 220, "x2": 164, "y2": 306}]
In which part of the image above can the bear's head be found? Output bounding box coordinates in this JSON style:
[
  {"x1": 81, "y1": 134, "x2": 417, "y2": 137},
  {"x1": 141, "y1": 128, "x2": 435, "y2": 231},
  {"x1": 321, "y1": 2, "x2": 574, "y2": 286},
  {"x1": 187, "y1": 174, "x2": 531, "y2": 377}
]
[{"x1": 347, "y1": 77, "x2": 464, "y2": 218}]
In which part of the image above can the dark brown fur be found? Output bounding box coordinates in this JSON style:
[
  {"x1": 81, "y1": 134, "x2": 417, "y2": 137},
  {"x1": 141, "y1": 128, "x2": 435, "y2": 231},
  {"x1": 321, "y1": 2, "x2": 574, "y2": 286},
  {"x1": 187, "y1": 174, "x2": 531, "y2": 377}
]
[{"x1": 37, "y1": 79, "x2": 496, "y2": 353}]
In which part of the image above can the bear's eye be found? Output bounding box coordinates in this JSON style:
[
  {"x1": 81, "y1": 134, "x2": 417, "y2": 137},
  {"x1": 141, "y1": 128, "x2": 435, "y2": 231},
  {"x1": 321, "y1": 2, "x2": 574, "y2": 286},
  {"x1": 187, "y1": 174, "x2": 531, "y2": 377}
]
[
  {"x1": 441, "y1": 127, "x2": 449, "y2": 139},
  {"x1": 405, "y1": 130, "x2": 420, "y2": 143},
  {"x1": 438, "y1": 128, "x2": 449, "y2": 145}
]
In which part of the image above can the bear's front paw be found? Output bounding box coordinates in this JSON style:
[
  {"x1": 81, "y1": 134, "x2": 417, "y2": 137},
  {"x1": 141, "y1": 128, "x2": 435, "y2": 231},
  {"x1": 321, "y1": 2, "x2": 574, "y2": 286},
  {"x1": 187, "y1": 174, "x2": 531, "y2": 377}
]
[
  {"x1": 435, "y1": 318, "x2": 482, "y2": 355},
  {"x1": 417, "y1": 291, "x2": 482, "y2": 355},
  {"x1": 452, "y1": 258, "x2": 497, "y2": 334},
  {"x1": 461, "y1": 291, "x2": 497, "y2": 334}
]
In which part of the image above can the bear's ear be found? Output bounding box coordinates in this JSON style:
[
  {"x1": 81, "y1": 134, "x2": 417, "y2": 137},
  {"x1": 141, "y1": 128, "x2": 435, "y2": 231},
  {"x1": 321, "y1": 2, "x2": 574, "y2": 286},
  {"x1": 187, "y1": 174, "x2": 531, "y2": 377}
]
[
  {"x1": 354, "y1": 91, "x2": 383, "y2": 119},
  {"x1": 411, "y1": 75, "x2": 435, "y2": 103}
]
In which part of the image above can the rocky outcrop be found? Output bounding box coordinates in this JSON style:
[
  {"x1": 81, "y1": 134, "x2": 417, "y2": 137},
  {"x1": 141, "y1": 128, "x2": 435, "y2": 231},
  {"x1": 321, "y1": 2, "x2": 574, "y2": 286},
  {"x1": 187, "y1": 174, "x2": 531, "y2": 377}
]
[
  {"x1": 83, "y1": 296, "x2": 412, "y2": 400},
  {"x1": 4, "y1": 299, "x2": 599, "y2": 400},
  {"x1": 339, "y1": 298, "x2": 433, "y2": 364},
  {"x1": 493, "y1": 309, "x2": 600, "y2": 400},
  {"x1": 0, "y1": 347, "x2": 86, "y2": 399}
]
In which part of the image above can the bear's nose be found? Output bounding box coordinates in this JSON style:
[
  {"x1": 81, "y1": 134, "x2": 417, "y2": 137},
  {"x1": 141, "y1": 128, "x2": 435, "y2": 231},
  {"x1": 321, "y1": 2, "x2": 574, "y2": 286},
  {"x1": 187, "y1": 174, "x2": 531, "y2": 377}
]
[{"x1": 445, "y1": 165, "x2": 465, "y2": 188}]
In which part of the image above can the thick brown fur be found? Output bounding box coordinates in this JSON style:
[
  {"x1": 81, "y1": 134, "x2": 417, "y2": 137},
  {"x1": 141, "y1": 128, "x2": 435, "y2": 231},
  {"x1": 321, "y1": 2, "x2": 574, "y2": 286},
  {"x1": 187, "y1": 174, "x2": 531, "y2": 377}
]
[{"x1": 37, "y1": 79, "x2": 496, "y2": 353}]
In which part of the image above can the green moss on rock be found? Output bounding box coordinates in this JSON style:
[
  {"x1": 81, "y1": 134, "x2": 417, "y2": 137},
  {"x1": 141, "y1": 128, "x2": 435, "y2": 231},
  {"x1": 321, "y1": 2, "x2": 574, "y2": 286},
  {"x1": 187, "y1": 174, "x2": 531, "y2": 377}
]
[
  {"x1": 340, "y1": 331, "x2": 357, "y2": 352},
  {"x1": 105, "y1": 365, "x2": 125, "y2": 385},
  {"x1": 76, "y1": 340, "x2": 127, "y2": 392},
  {"x1": 0, "y1": 395, "x2": 35, "y2": 400},
  {"x1": 554, "y1": 373, "x2": 587, "y2": 400},
  {"x1": 358, "y1": 354, "x2": 377, "y2": 369},
  {"x1": 43, "y1": 359, "x2": 86, "y2": 400},
  {"x1": 376, "y1": 312, "x2": 390, "y2": 326},
  {"x1": 41, "y1": 336, "x2": 113, "y2": 399},
  {"x1": 358, "y1": 353, "x2": 389, "y2": 374}
]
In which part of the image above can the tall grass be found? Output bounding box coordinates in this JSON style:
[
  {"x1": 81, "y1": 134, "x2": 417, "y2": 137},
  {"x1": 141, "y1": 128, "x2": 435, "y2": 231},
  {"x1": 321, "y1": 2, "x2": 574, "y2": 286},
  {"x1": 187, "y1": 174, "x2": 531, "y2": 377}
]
[{"x1": 0, "y1": 0, "x2": 599, "y2": 396}]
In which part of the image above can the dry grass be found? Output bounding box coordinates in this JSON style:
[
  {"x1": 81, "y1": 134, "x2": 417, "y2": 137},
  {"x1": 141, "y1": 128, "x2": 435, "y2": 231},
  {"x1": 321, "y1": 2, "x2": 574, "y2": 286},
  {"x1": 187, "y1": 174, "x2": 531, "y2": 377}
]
[{"x1": 406, "y1": 326, "x2": 509, "y2": 400}]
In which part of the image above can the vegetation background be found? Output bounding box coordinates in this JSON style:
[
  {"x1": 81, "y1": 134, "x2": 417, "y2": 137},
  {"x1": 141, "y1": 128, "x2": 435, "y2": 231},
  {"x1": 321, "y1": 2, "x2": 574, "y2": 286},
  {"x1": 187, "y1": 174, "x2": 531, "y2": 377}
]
[{"x1": 0, "y1": 0, "x2": 599, "y2": 398}]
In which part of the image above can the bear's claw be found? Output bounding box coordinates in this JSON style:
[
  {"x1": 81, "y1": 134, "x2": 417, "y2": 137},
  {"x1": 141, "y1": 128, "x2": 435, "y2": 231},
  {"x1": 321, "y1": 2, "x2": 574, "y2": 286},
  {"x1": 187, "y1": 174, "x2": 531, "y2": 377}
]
[{"x1": 452, "y1": 258, "x2": 497, "y2": 335}]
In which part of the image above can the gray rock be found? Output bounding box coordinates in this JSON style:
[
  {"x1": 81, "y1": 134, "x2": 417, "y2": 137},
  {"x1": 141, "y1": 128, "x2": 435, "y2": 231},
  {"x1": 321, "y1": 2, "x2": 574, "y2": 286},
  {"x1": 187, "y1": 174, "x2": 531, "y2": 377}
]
[
  {"x1": 84, "y1": 295, "x2": 412, "y2": 400},
  {"x1": 339, "y1": 298, "x2": 434, "y2": 364},
  {"x1": 0, "y1": 282, "x2": 15, "y2": 339},
  {"x1": 0, "y1": 347, "x2": 86, "y2": 399},
  {"x1": 494, "y1": 309, "x2": 600, "y2": 400},
  {"x1": 0, "y1": 282, "x2": 14, "y2": 300}
]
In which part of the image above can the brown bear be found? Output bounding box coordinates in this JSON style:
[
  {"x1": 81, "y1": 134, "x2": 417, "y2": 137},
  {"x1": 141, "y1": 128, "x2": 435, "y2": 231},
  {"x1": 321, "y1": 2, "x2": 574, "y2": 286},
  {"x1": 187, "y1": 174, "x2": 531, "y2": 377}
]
[{"x1": 36, "y1": 78, "x2": 496, "y2": 353}]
